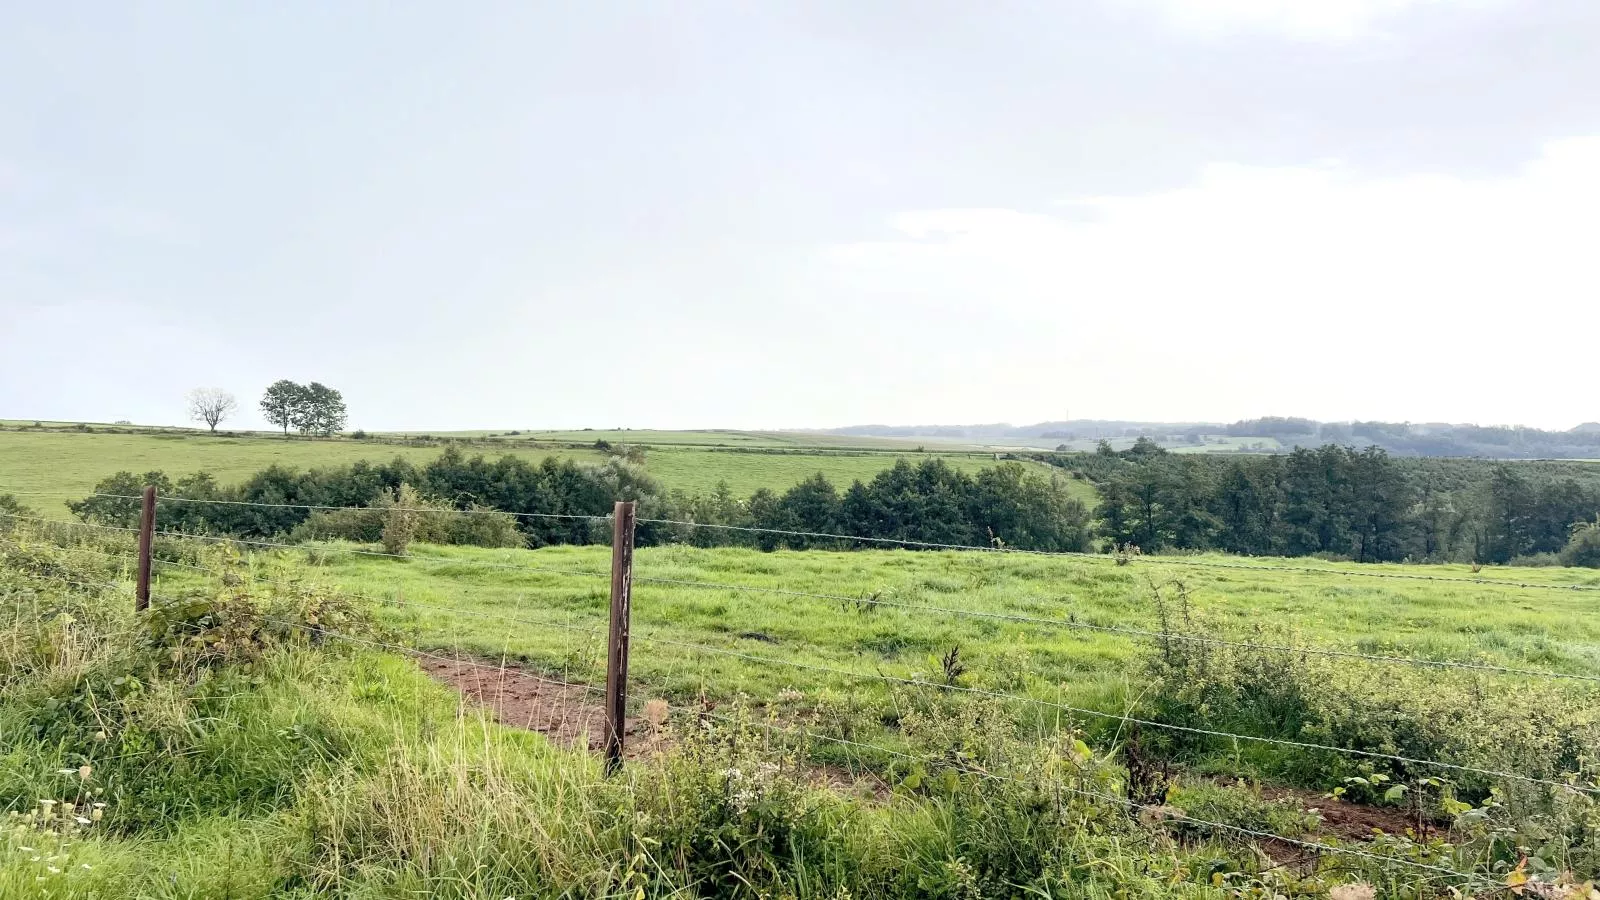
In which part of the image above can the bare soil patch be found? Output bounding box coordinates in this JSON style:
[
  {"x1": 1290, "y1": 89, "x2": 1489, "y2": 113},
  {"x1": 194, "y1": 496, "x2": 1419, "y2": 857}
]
[
  {"x1": 420, "y1": 654, "x2": 889, "y2": 798},
  {"x1": 1260, "y1": 785, "x2": 1426, "y2": 842},
  {"x1": 418, "y1": 655, "x2": 663, "y2": 758}
]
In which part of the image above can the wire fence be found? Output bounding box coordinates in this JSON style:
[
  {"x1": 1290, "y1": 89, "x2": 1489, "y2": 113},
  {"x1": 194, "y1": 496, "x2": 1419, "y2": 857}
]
[
  {"x1": 5, "y1": 490, "x2": 1599, "y2": 890},
  {"x1": 10, "y1": 488, "x2": 1600, "y2": 594}
]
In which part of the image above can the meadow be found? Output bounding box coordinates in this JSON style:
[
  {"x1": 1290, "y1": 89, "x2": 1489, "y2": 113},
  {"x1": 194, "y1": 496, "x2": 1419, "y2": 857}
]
[
  {"x1": 3, "y1": 514, "x2": 1600, "y2": 897},
  {"x1": 0, "y1": 428, "x2": 1087, "y2": 517}
]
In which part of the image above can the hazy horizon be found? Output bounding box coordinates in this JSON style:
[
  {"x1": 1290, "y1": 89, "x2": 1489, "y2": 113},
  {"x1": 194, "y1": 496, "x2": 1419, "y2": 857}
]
[{"x1": 4, "y1": 1, "x2": 1597, "y2": 432}]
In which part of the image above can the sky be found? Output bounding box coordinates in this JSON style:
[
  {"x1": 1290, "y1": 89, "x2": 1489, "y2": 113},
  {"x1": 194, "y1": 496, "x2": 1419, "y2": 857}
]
[{"x1": 2, "y1": 0, "x2": 1597, "y2": 432}]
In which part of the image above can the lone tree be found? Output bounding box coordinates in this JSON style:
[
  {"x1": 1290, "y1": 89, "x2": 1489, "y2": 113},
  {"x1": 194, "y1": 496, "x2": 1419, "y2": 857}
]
[
  {"x1": 260, "y1": 380, "x2": 306, "y2": 436},
  {"x1": 260, "y1": 380, "x2": 347, "y2": 437},
  {"x1": 186, "y1": 388, "x2": 237, "y2": 433}
]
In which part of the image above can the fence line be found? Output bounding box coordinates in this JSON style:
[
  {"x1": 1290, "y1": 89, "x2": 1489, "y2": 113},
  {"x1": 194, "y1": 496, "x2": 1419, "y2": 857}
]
[
  {"x1": 639, "y1": 515, "x2": 1600, "y2": 592},
  {"x1": 635, "y1": 573, "x2": 1600, "y2": 684},
  {"x1": 0, "y1": 559, "x2": 1552, "y2": 888},
  {"x1": 636, "y1": 631, "x2": 1600, "y2": 796},
  {"x1": 657, "y1": 693, "x2": 1500, "y2": 888},
  {"x1": 8, "y1": 510, "x2": 1599, "y2": 684},
  {"x1": 9, "y1": 489, "x2": 1600, "y2": 595},
  {"x1": 46, "y1": 542, "x2": 1585, "y2": 797},
  {"x1": 6, "y1": 509, "x2": 1593, "y2": 682},
  {"x1": 0, "y1": 513, "x2": 610, "y2": 580}
]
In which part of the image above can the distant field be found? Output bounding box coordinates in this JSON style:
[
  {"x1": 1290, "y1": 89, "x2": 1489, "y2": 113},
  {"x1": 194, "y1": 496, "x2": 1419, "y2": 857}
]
[
  {"x1": 431, "y1": 428, "x2": 976, "y2": 452},
  {"x1": 0, "y1": 429, "x2": 1093, "y2": 516},
  {"x1": 0, "y1": 432, "x2": 601, "y2": 515}
]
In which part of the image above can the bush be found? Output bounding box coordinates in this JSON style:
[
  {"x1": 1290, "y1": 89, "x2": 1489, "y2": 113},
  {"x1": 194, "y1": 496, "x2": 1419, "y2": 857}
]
[
  {"x1": 0, "y1": 494, "x2": 36, "y2": 532},
  {"x1": 1560, "y1": 521, "x2": 1600, "y2": 569},
  {"x1": 288, "y1": 492, "x2": 523, "y2": 550},
  {"x1": 380, "y1": 484, "x2": 422, "y2": 556},
  {"x1": 1508, "y1": 552, "x2": 1563, "y2": 568}
]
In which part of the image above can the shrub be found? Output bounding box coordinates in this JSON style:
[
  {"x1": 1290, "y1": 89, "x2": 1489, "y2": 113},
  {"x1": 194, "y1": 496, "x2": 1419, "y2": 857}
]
[
  {"x1": 1508, "y1": 553, "x2": 1564, "y2": 567},
  {"x1": 0, "y1": 494, "x2": 36, "y2": 532},
  {"x1": 1560, "y1": 521, "x2": 1600, "y2": 569},
  {"x1": 380, "y1": 484, "x2": 422, "y2": 556}
]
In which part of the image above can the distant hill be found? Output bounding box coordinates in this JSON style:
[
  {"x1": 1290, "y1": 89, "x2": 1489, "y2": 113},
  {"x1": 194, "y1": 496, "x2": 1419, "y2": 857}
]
[{"x1": 826, "y1": 418, "x2": 1600, "y2": 460}]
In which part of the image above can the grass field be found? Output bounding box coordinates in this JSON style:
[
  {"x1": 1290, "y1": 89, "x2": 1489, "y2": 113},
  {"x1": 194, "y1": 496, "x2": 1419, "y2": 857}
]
[
  {"x1": 0, "y1": 429, "x2": 1090, "y2": 517},
  {"x1": 228, "y1": 542, "x2": 1600, "y2": 707},
  {"x1": 5, "y1": 521, "x2": 1600, "y2": 895},
  {"x1": 451, "y1": 428, "x2": 951, "y2": 450}
]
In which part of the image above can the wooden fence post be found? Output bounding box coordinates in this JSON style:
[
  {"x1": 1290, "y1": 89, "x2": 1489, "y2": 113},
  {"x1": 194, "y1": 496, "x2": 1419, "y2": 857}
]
[
  {"x1": 135, "y1": 485, "x2": 156, "y2": 612},
  {"x1": 604, "y1": 500, "x2": 636, "y2": 775}
]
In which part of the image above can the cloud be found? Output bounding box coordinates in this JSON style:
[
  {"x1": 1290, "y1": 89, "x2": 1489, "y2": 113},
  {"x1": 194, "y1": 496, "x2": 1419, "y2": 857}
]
[
  {"x1": 1127, "y1": 0, "x2": 1498, "y2": 40},
  {"x1": 816, "y1": 136, "x2": 1600, "y2": 428}
]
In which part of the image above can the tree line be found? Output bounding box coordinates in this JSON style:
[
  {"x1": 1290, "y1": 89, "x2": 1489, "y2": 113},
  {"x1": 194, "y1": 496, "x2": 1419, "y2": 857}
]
[
  {"x1": 69, "y1": 450, "x2": 1092, "y2": 553},
  {"x1": 62, "y1": 441, "x2": 1600, "y2": 566},
  {"x1": 1082, "y1": 438, "x2": 1600, "y2": 565}
]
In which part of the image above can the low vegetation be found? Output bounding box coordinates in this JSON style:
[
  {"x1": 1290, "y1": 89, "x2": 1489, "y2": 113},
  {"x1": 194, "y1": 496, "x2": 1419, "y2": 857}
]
[{"x1": 2, "y1": 521, "x2": 1597, "y2": 896}]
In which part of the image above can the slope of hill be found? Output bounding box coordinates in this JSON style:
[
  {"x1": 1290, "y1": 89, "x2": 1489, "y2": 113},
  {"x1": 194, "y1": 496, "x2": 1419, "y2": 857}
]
[{"x1": 828, "y1": 418, "x2": 1600, "y2": 459}]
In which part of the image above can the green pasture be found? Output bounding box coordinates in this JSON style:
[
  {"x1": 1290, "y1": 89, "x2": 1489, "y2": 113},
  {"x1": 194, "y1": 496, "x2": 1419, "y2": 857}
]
[
  {"x1": 147, "y1": 541, "x2": 1600, "y2": 722},
  {"x1": 0, "y1": 429, "x2": 1092, "y2": 517}
]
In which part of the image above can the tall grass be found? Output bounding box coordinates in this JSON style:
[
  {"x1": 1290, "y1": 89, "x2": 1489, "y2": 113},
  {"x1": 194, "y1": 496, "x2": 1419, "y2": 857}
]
[{"x1": 2, "y1": 532, "x2": 1592, "y2": 897}]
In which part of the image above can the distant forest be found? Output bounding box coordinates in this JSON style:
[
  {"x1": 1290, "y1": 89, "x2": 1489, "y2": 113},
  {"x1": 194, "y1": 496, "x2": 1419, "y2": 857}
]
[
  {"x1": 832, "y1": 417, "x2": 1600, "y2": 459},
  {"x1": 1037, "y1": 439, "x2": 1600, "y2": 566}
]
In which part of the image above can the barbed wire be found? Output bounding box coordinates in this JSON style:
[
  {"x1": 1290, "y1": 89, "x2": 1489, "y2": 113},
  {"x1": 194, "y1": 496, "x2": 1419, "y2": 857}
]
[
  {"x1": 0, "y1": 563, "x2": 1547, "y2": 888},
  {"x1": 9, "y1": 489, "x2": 1599, "y2": 593},
  {"x1": 0, "y1": 490, "x2": 611, "y2": 523},
  {"x1": 9, "y1": 512, "x2": 1596, "y2": 684},
  {"x1": 636, "y1": 631, "x2": 1600, "y2": 796},
  {"x1": 635, "y1": 574, "x2": 1600, "y2": 684},
  {"x1": 661, "y1": 695, "x2": 1501, "y2": 888},
  {"x1": 0, "y1": 513, "x2": 610, "y2": 580},
  {"x1": 639, "y1": 515, "x2": 1600, "y2": 593}
]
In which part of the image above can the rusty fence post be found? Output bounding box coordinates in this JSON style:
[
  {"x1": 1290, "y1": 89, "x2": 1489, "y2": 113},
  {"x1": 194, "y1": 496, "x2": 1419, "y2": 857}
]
[
  {"x1": 604, "y1": 500, "x2": 637, "y2": 775},
  {"x1": 135, "y1": 485, "x2": 156, "y2": 612}
]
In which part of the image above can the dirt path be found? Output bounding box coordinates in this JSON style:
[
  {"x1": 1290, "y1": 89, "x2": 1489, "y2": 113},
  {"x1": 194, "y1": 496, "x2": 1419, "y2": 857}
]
[
  {"x1": 419, "y1": 654, "x2": 888, "y2": 796},
  {"x1": 418, "y1": 655, "x2": 663, "y2": 757}
]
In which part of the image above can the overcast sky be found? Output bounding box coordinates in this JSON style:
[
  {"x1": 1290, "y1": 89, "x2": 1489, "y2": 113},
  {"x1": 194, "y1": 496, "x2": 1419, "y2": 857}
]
[{"x1": 2, "y1": 0, "x2": 1597, "y2": 432}]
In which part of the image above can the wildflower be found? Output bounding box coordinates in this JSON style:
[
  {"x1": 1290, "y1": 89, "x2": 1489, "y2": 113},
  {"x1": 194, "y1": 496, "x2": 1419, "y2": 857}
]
[
  {"x1": 94, "y1": 731, "x2": 107, "y2": 742},
  {"x1": 90, "y1": 808, "x2": 103, "y2": 823},
  {"x1": 75, "y1": 816, "x2": 90, "y2": 826},
  {"x1": 1330, "y1": 885, "x2": 1376, "y2": 900},
  {"x1": 77, "y1": 765, "x2": 91, "y2": 781}
]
